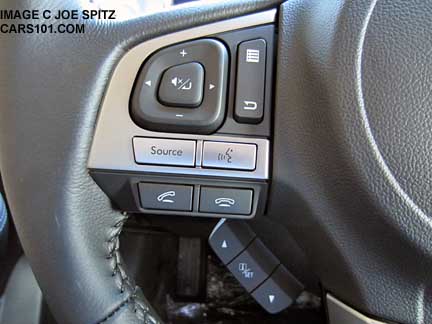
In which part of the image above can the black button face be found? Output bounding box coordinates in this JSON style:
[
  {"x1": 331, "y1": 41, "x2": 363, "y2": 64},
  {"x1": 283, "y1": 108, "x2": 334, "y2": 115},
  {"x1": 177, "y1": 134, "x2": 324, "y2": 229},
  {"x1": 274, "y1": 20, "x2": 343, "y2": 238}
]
[
  {"x1": 138, "y1": 183, "x2": 193, "y2": 211},
  {"x1": 252, "y1": 265, "x2": 304, "y2": 314},
  {"x1": 234, "y1": 39, "x2": 267, "y2": 124},
  {"x1": 209, "y1": 219, "x2": 256, "y2": 264},
  {"x1": 199, "y1": 187, "x2": 253, "y2": 215},
  {"x1": 131, "y1": 39, "x2": 228, "y2": 134},
  {"x1": 227, "y1": 239, "x2": 279, "y2": 292},
  {"x1": 158, "y1": 62, "x2": 204, "y2": 108}
]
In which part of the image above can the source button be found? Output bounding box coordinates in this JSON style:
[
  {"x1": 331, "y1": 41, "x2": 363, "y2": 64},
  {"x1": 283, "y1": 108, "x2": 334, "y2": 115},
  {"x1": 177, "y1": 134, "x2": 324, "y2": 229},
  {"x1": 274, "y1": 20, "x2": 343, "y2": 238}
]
[{"x1": 133, "y1": 137, "x2": 196, "y2": 167}]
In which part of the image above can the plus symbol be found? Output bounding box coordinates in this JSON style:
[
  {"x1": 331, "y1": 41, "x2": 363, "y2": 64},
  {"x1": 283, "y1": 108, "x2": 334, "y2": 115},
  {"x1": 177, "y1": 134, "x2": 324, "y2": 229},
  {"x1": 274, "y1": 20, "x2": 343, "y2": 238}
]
[{"x1": 180, "y1": 49, "x2": 187, "y2": 57}]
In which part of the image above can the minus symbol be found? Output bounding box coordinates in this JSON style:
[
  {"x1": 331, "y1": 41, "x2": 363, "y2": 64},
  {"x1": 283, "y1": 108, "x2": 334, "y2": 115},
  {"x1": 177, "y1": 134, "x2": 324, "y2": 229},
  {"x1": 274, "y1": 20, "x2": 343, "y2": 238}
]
[{"x1": 176, "y1": 114, "x2": 184, "y2": 117}]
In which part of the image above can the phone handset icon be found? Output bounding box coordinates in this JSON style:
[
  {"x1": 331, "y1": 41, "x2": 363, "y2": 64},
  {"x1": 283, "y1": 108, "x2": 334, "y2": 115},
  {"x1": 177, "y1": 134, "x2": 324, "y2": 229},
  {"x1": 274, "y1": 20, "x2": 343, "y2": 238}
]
[
  {"x1": 214, "y1": 198, "x2": 236, "y2": 208},
  {"x1": 157, "y1": 191, "x2": 176, "y2": 203}
]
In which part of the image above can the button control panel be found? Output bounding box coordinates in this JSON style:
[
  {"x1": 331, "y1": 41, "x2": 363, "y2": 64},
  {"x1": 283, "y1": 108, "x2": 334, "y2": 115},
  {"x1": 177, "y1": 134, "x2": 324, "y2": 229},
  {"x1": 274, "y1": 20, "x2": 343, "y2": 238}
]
[
  {"x1": 88, "y1": 23, "x2": 275, "y2": 220},
  {"x1": 135, "y1": 180, "x2": 265, "y2": 219},
  {"x1": 209, "y1": 219, "x2": 304, "y2": 314},
  {"x1": 131, "y1": 135, "x2": 268, "y2": 179},
  {"x1": 202, "y1": 141, "x2": 257, "y2": 171}
]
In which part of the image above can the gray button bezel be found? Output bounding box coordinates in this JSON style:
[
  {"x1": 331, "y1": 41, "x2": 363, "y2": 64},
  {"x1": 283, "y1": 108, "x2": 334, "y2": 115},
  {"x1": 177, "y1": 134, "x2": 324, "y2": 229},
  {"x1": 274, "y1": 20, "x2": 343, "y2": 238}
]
[{"x1": 131, "y1": 39, "x2": 228, "y2": 134}]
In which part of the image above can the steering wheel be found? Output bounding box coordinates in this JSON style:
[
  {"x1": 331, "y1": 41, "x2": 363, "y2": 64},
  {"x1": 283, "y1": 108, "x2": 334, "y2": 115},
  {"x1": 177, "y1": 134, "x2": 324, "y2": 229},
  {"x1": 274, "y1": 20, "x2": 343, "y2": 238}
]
[{"x1": 1, "y1": 0, "x2": 431, "y2": 323}]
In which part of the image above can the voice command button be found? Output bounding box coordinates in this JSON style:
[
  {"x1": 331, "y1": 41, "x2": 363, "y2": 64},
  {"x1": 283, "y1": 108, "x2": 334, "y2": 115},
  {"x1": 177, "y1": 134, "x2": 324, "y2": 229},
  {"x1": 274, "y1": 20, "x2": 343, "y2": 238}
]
[{"x1": 202, "y1": 141, "x2": 257, "y2": 171}]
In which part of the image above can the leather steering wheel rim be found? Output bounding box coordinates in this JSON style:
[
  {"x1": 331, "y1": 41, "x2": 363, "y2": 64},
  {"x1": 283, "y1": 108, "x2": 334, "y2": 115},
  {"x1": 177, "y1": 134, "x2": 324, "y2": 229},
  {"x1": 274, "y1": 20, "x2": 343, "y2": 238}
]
[
  {"x1": 2, "y1": 0, "x2": 432, "y2": 323},
  {"x1": 0, "y1": 1, "x2": 281, "y2": 323}
]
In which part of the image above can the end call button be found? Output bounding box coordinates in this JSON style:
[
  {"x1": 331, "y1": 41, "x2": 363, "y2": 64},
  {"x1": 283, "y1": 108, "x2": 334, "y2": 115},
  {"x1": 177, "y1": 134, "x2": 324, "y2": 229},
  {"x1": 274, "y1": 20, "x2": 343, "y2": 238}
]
[{"x1": 133, "y1": 137, "x2": 196, "y2": 167}]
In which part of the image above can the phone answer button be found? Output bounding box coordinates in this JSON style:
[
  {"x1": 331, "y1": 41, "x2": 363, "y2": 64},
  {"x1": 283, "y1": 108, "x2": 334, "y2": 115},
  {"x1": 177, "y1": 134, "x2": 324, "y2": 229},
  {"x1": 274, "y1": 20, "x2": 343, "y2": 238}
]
[
  {"x1": 199, "y1": 187, "x2": 253, "y2": 215},
  {"x1": 138, "y1": 183, "x2": 193, "y2": 211}
]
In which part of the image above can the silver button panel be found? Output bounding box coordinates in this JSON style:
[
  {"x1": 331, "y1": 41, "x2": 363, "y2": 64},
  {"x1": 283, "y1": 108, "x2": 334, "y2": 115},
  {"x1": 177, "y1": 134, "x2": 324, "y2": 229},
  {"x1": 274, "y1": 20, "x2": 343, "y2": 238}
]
[
  {"x1": 202, "y1": 141, "x2": 257, "y2": 171},
  {"x1": 133, "y1": 137, "x2": 196, "y2": 167},
  {"x1": 90, "y1": 134, "x2": 269, "y2": 180},
  {"x1": 85, "y1": 10, "x2": 277, "y2": 219}
]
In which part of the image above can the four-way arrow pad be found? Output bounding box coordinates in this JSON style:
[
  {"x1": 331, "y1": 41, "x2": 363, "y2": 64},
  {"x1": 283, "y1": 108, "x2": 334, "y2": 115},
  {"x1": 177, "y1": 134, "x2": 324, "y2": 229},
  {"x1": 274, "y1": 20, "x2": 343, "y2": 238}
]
[{"x1": 131, "y1": 38, "x2": 228, "y2": 134}]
